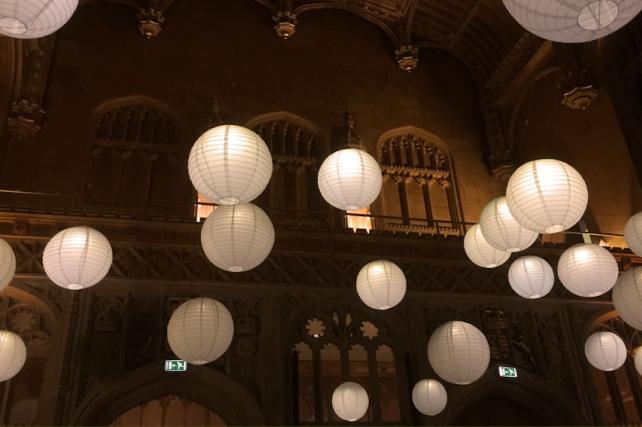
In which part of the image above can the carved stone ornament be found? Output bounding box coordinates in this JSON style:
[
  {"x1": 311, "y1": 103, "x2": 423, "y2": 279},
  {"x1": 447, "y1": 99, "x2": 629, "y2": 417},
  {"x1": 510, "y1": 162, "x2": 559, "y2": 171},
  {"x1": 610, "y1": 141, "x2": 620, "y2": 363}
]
[
  {"x1": 561, "y1": 85, "x2": 598, "y2": 111},
  {"x1": 8, "y1": 98, "x2": 44, "y2": 140},
  {"x1": 273, "y1": 11, "x2": 297, "y2": 39},
  {"x1": 395, "y1": 45, "x2": 418, "y2": 72},
  {"x1": 137, "y1": 7, "x2": 165, "y2": 39}
]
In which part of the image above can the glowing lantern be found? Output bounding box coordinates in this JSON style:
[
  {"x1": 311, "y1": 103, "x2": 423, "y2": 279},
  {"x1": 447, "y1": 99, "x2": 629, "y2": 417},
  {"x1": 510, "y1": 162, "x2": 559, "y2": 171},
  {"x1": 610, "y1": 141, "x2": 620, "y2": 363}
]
[
  {"x1": 634, "y1": 347, "x2": 642, "y2": 376},
  {"x1": 0, "y1": 331, "x2": 26, "y2": 382},
  {"x1": 479, "y1": 196, "x2": 538, "y2": 252},
  {"x1": 624, "y1": 212, "x2": 642, "y2": 257},
  {"x1": 464, "y1": 224, "x2": 510, "y2": 268},
  {"x1": 0, "y1": 239, "x2": 16, "y2": 292},
  {"x1": 356, "y1": 260, "x2": 406, "y2": 310},
  {"x1": 332, "y1": 381, "x2": 369, "y2": 422},
  {"x1": 508, "y1": 256, "x2": 555, "y2": 299},
  {"x1": 612, "y1": 267, "x2": 642, "y2": 330},
  {"x1": 584, "y1": 331, "x2": 626, "y2": 371},
  {"x1": 0, "y1": 0, "x2": 78, "y2": 39},
  {"x1": 411, "y1": 379, "x2": 447, "y2": 416},
  {"x1": 557, "y1": 243, "x2": 618, "y2": 297}
]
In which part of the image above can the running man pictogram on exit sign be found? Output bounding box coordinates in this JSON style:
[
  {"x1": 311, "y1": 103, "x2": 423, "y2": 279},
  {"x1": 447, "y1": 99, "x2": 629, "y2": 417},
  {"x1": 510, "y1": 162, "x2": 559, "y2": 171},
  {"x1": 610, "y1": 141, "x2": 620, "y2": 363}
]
[
  {"x1": 164, "y1": 360, "x2": 187, "y2": 372},
  {"x1": 498, "y1": 366, "x2": 517, "y2": 378}
]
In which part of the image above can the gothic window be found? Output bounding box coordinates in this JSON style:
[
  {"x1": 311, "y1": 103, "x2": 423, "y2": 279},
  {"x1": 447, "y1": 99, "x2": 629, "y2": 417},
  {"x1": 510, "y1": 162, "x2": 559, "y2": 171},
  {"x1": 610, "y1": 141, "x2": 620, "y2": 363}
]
[
  {"x1": 246, "y1": 112, "x2": 325, "y2": 226},
  {"x1": 588, "y1": 312, "x2": 642, "y2": 424},
  {"x1": 109, "y1": 395, "x2": 226, "y2": 426},
  {"x1": 84, "y1": 97, "x2": 186, "y2": 216},
  {"x1": 377, "y1": 127, "x2": 463, "y2": 236},
  {"x1": 292, "y1": 306, "x2": 403, "y2": 424}
]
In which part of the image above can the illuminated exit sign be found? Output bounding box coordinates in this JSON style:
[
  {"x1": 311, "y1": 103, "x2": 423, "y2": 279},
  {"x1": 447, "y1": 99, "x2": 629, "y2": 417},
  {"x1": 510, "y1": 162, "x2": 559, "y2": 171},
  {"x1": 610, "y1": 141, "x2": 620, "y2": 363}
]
[
  {"x1": 164, "y1": 360, "x2": 187, "y2": 372},
  {"x1": 498, "y1": 366, "x2": 517, "y2": 378}
]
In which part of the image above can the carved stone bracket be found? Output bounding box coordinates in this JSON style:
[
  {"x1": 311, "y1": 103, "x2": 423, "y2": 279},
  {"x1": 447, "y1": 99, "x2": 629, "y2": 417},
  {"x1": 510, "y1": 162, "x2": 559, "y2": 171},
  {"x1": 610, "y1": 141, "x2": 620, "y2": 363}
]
[
  {"x1": 395, "y1": 45, "x2": 418, "y2": 72},
  {"x1": 273, "y1": 11, "x2": 297, "y2": 39},
  {"x1": 137, "y1": 7, "x2": 166, "y2": 39},
  {"x1": 554, "y1": 43, "x2": 599, "y2": 111}
]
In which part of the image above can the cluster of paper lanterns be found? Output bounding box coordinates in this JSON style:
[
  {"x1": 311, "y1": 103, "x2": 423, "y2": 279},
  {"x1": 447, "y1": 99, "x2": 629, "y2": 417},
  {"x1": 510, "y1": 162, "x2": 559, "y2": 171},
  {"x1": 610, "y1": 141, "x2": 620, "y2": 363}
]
[{"x1": 0, "y1": 0, "x2": 79, "y2": 39}]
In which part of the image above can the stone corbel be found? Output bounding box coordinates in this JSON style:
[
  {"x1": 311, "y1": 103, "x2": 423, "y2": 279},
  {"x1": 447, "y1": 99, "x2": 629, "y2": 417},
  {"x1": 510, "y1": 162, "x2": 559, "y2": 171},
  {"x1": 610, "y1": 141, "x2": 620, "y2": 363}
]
[
  {"x1": 554, "y1": 43, "x2": 599, "y2": 110},
  {"x1": 482, "y1": 104, "x2": 516, "y2": 181}
]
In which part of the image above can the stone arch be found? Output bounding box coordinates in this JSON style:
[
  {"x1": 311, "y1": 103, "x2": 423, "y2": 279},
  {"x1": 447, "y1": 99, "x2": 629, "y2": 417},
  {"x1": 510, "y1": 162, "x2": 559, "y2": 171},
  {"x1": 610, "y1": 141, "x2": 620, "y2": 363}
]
[{"x1": 71, "y1": 363, "x2": 264, "y2": 426}]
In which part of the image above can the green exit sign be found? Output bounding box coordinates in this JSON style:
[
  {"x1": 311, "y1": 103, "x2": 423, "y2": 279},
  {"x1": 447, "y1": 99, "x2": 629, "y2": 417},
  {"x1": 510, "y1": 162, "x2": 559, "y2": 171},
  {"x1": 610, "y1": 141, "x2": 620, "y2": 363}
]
[
  {"x1": 498, "y1": 366, "x2": 517, "y2": 378},
  {"x1": 164, "y1": 360, "x2": 187, "y2": 372}
]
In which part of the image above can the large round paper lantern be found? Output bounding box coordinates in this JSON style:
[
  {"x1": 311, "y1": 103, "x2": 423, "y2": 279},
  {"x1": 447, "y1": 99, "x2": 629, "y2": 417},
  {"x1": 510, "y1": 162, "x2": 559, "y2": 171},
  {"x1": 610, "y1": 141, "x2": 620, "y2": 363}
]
[
  {"x1": 411, "y1": 379, "x2": 447, "y2": 416},
  {"x1": 479, "y1": 197, "x2": 538, "y2": 252},
  {"x1": 356, "y1": 260, "x2": 406, "y2": 310},
  {"x1": 584, "y1": 331, "x2": 626, "y2": 371},
  {"x1": 613, "y1": 267, "x2": 642, "y2": 330},
  {"x1": 167, "y1": 297, "x2": 234, "y2": 365},
  {"x1": 332, "y1": 381, "x2": 369, "y2": 422},
  {"x1": 43, "y1": 226, "x2": 112, "y2": 290},
  {"x1": 508, "y1": 256, "x2": 555, "y2": 299},
  {"x1": 0, "y1": 239, "x2": 16, "y2": 292},
  {"x1": 0, "y1": 331, "x2": 26, "y2": 382},
  {"x1": 506, "y1": 159, "x2": 588, "y2": 234},
  {"x1": 635, "y1": 347, "x2": 642, "y2": 376},
  {"x1": 201, "y1": 203, "x2": 274, "y2": 272},
  {"x1": 503, "y1": 0, "x2": 642, "y2": 43},
  {"x1": 624, "y1": 212, "x2": 642, "y2": 256},
  {"x1": 428, "y1": 321, "x2": 490, "y2": 385},
  {"x1": 318, "y1": 148, "x2": 382, "y2": 211},
  {"x1": 464, "y1": 224, "x2": 510, "y2": 268},
  {"x1": 557, "y1": 243, "x2": 618, "y2": 297},
  {"x1": 0, "y1": 0, "x2": 78, "y2": 39},
  {"x1": 188, "y1": 125, "x2": 272, "y2": 205}
]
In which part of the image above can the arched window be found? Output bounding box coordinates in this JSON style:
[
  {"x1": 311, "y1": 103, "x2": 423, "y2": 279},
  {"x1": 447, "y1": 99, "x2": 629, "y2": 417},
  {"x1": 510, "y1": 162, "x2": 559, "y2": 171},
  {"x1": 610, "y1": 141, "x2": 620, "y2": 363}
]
[
  {"x1": 588, "y1": 311, "x2": 642, "y2": 424},
  {"x1": 84, "y1": 97, "x2": 185, "y2": 216},
  {"x1": 377, "y1": 127, "x2": 463, "y2": 236},
  {"x1": 246, "y1": 112, "x2": 325, "y2": 225},
  {"x1": 109, "y1": 395, "x2": 226, "y2": 427},
  {"x1": 292, "y1": 305, "x2": 403, "y2": 424}
]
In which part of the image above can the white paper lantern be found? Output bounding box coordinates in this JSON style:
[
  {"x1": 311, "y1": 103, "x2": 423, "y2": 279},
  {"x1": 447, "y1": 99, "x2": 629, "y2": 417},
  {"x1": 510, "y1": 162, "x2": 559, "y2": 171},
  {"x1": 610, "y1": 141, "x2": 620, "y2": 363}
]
[
  {"x1": 318, "y1": 148, "x2": 382, "y2": 211},
  {"x1": 332, "y1": 381, "x2": 369, "y2": 422},
  {"x1": 0, "y1": 0, "x2": 78, "y2": 39},
  {"x1": 464, "y1": 224, "x2": 510, "y2": 268},
  {"x1": 412, "y1": 379, "x2": 447, "y2": 416},
  {"x1": 506, "y1": 159, "x2": 588, "y2": 234},
  {"x1": 557, "y1": 243, "x2": 618, "y2": 297},
  {"x1": 584, "y1": 331, "x2": 626, "y2": 371},
  {"x1": 167, "y1": 297, "x2": 234, "y2": 365},
  {"x1": 624, "y1": 212, "x2": 642, "y2": 257},
  {"x1": 479, "y1": 197, "x2": 538, "y2": 252},
  {"x1": 508, "y1": 256, "x2": 555, "y2": 299},
  {"x1": 503, "y1": 0, "x2": 642, "y2": 43},
  {"x1": 356, "y1": 260, "x2": 406, "y2": 310},
  {"x1": 613, "y1": 267, "x2": 642, "y2": 330},
  {"x1": 43, "y1": 226, "x2": 112, "y2": 290},
  {"x1": 0, "y1": 239, "x2": 16, "y2": 292},
  {"x1": 634, "y1": 347, "x2": 642, "y2": 376},
  {"x1": 188, "y1": 125, "x2": 272, "y2": 205},
  {"x1": 428, "y1": 321, "x2": 490, "y2": 385},
  {"x1": 201, "y1": 203, "x2": 274, "y2": 272},
  {"x1": 0, "y1": 330, "x2": 26, "y2": 382}
]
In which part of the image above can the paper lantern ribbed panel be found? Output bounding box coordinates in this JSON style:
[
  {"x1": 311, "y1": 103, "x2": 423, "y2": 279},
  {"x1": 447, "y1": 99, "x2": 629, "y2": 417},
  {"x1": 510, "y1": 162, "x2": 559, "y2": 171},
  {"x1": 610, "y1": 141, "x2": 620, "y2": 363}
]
[
  {"x1": 0, "y1": 239, "x2": 16, "y2": 292},
  {"x1": 612, "y1": 267, "x2": 642, "y2": 330},
  {"x1": 506, "y1": 159, "x2": 588, "y2": 234},
  {"x1": 503, "y1": 0, "x2": 642, "y2": 43},
  {"x1": 188, "y1": 125, "x2": 273, "y2": 205},
  {"x1": 318, "y1": 148, "x2": 382, "y2": 211},
  {"x1": 332, "y1": 381, "x2": 369, "y2": 422},
  {"x1": 0, "y1": 331, "x2": 26, "y2": 382},
  {"x1": 584, "y1": 331, "x2": 626, "y2": 371},
  {"x1": 0, "y1": 0, "x2": 78, "y2": 39},
  {"x1": 201, "y1": 203, "x2": 274, "y2": 272},
  {"x1": 508, "y1": 256, "x2": 554, "y2": 299},
  {"x1": 356, "y1": 260, "x2": 406, "y2": 310},
  {"x1": 624, "y1": 212, "x2": 642, "y2": 257},
  {"x1": 635, "y1": 347, "x2": 642, "y2": 376},
  {"x1": 43, "y1": 226, "x2": 112, "y2": 290},
  {"x1": 558, "y1": 243, "x2": 618, "y2": 297},
  {"x1": 464, "y1": 224, "x2": 510, "y2": 268},
  {"x1": 167, "y1": 298, "x2": 234, "y2": 365},
  {"x1": 479, "y1": 196, "x2": 538, "y2": 252},
  {"x1": 411, "y1": 379, "x2": 447, "y2": 416},
  {"x1": 427, "y1": 321, "x2": 490, "y2": 385}
]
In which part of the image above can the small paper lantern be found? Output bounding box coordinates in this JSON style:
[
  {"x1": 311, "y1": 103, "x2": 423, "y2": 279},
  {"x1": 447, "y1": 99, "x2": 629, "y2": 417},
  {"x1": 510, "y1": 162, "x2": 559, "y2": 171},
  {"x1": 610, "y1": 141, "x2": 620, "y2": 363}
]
[
  {"x1": 0, "y1": 239, "x2": 16, "y2": 292},
  {"x1": 508, "y1": 256, "x2": 554, "y2": 299},
  {"x1": 356, "y1": 260, "x2": 406, "y2": 310},
  {"x1": 201, "y1": 203, "x2": 274, "y2": 272},
  {"x1": 634, "y1": 347, "x2": 642, "y2": 376},
  {"x1": 412, "y1": 379, "x2": 447, "y2": 416},
  {"x1": 464, "y1": 224, "x2": 510, "y2": 268},
  {"x1": 557, "y1": 243, "x2": 618, "y2": 297},
  {"x1": 0, "y1": 0, "x2": 78, "y2": 39},
  {"x1": 584, "y1": 331, "x2": 626, "y2": 371},
  {"x1": 188, "y1": 125, "x2": 273, "y2": 205},
  {"x1": 624, "y1": 212, "x2": 642, "y2": 257},
  {"x1": 332, "y1": 381, "x2": 369, "y2": 422},
  {"x1": 506, "y1": 159, "x2": 588, "y2": 234},
  {"x1": 318, "y1": 148, "x2": 382, "y2": 211},
  {"x1": 612, "y1": 267, "x2": 642, "y2": 330},
  {"x1": 428, "y1": 321, "x2": 490, "y2": 385},
  {"x1": 167, "y1": 297, "x2": 234, "y2": 365},
  {"x1": 479, "y1": 197, "x2": 538, "y2": 252},
  {"x1": 43, "y1": 226, "x2": 112, "y2": 290},
  {"x1": 503, "y1": 0, "x2": 642, "y2": 43},
  {"x1": 0, "y1": 330, "x2": 26, "y2": 382}
]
